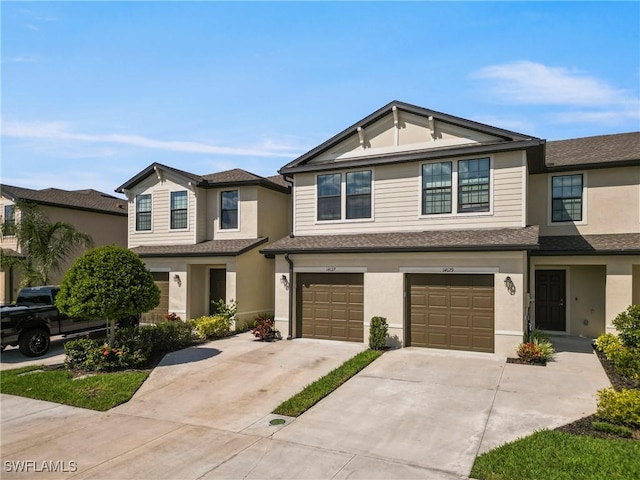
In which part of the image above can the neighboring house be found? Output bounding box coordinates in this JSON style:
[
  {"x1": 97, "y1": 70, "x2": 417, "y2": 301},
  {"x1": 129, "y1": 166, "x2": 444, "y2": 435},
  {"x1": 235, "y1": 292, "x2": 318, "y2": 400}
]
[
  {"x1": 0, "y1": 185, "x2": 128, "y2": 303},
  {"x1": 115, "y1": 163, "x2": 290, "y2": 324},
  {"x1": 261, "y1": 100, "x2": 640, "y2": 356}
]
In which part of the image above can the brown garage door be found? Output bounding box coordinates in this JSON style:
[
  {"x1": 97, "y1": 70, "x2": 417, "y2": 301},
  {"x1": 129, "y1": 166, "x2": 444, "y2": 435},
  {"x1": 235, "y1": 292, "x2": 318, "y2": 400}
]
[
  {"x1": 408, "y1": 274, "x2": 494, "y2": 353},
  {"x1": 142, "y1": 272, "x2": 169, "y2": 324},
  {"x1": 297, "y1": 273, "x2": 364, "y2": 342}
]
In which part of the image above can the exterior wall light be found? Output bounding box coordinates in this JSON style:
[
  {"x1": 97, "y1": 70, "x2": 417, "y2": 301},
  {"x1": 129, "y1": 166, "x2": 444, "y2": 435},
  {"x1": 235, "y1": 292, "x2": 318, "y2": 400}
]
[
  {"x1": 173, "y1": 274, "x2": 182, "y2": 287},
  {"x1": 504, "y1": 276, "x2": 516, "y2": 295},
  {"x1": 280, "y1": 274, "x2": 289, "y2": 290}
]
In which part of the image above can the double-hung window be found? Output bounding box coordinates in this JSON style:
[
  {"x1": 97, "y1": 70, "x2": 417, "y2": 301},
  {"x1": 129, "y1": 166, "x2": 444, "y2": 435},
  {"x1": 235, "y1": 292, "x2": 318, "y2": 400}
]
[
  {"x1": 135, "y1": 194, "x2": 152, "y2": 231},
  {"x1": 3, "y1": 205, "x2": 16, "y2": 236},
  {"x1": 317, "y1": 170, "x2": 372, "y2": 221},
  {"x1": 552, "y1": 174, "x2": 583, "y2": 222},
  {"x1": 346, "y1": 171, "x2": 372, "y2": 219},
  {"x1": 170, "y1": 191, "x2": 188, "y2": 229},
  {"x1": 221, "y1": 190, "x2": 238, "y2": 229},
  {"x1": 421, "y1": 157, "x2": 491, "y2": 216},
  {"x1": 317, "y1": 173, "x2": 342, "y2": 221},
  {"x1": 422, "y1": 162, "x2": 452, "y2": 215},
  {"x1": 458, "y1": 158, "x2": 490, "y2": 213}
]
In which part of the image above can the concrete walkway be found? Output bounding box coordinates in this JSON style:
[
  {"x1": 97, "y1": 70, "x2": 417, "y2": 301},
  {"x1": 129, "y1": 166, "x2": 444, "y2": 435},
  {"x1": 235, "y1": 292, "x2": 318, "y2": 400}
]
[{"x1": 1, "y1": 334, "x2": 610, "y2": 479}]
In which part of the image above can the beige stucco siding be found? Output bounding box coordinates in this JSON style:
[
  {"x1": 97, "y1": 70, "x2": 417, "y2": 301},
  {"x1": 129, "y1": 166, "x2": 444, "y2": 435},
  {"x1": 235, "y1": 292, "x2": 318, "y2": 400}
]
[
  {"x1": 274, "y1": 251, "x2": 527, "y2": 356},
  {"x1": 205, "y1": 185, "x2": 258, "y2": 240},
  {"x1": 257, "y1": 187, "x2": 291, "y2": 240},
  {"x1": 236, "y1": 246, "x2": 275, "y2": 325},
  {"x1": 294, "y1": 150, "x2": 526, "y2": 235},
  {"x1": 127, "y1": 173, "x2": 197, "y2": 247},
  {"x1": 528, "y1": 166, "x2": 640, "y2": 236}
]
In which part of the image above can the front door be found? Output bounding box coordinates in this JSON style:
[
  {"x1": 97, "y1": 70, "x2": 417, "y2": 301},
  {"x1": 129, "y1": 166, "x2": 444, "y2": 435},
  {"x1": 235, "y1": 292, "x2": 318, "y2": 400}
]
[
  {"x1": 535, "y1": 270, "x2": 566, "y2": 331},
  {"x1": 209, "y1": 269, "x2": 226, "y2": 315}
]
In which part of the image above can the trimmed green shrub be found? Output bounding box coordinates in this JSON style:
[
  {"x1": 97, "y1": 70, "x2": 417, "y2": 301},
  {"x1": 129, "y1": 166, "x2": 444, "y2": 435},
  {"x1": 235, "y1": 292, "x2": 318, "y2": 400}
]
[
  {"x1": 211, "y1": 299, "x2": 237, "y2": 323},
  {"x1": 525, "y1": 329, "x2": 550, "y2": 343},
  {"x1": 64, "y1": 337, "x2": 102, "y2": 370},
  {"x1": 613, "y1": 304, "x2": 640, "y2": 349},
  {"x1": 192, "y1": 315, "x2": 231, "y2": 339},
  {"x1": 595, "y1": 333, "x2": 620, "y2": 353},
  {"x1": 596, "y1": 387, "x2": 640, "y2": 428},
  {"x1": 369, "y1": 316, "x2": 388, "y2": 350},
  {"x1": 251, "y1": 313, "x2": 278, "y2": 341}
]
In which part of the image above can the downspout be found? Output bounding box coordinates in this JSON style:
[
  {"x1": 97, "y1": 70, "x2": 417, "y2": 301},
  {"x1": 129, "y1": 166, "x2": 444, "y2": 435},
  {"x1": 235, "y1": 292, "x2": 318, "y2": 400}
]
[
  {"x1": 282, "y1": 174, "x2": 295, "y2": 341},
  {"x1": 284, "y1": 253, "x2": 294, "y2": 340},
  {"x1": 525, "y1": 249, "x2": 532, "y2": 339}
]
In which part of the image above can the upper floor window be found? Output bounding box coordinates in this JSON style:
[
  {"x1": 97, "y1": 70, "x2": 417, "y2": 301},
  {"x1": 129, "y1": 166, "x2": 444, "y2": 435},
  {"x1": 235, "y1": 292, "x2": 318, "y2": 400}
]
[
  {"x1": 317, "y1": 173, "x2": 342, "y2": 221},
  {"x1": 552, "y1": 174, "x2": 583, "y2": 222},
  {"x1": 221, "y1": 190, "x2": 238, "y2": 229},
  {"x1": 346, "y1": 171, "x2": 372, "y2": 219},
  {"x1": 3, "y1": 205, "x2": 16, "y2": 236},
  {"x1": 458, "y1": 158, "x2": 490, "y2": 213},
  {"x1": 135, "y1": 194, "x2": 152, "y2": 231},
  {"x1": 170, "y1": 191, "x2": 188, "y2": 229},
  {"x1": 422, "y1": 162, "x2": 452, "y2": 215}
]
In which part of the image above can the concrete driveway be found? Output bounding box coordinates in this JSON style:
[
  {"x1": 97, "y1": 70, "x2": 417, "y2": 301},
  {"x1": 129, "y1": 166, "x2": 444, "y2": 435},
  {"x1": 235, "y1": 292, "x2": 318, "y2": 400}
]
[{"x1": 1, "y1": 334, "x2": 609, "y2": 479}]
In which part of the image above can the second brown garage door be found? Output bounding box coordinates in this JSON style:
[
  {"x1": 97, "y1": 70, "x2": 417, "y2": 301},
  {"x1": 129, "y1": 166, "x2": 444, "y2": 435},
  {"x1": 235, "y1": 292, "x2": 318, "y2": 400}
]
[
  {"x1": 297, "y1": 273, "x2": 364, "y2": 342},
  {"x1": 408, "y1": 274, "x2": 494, "y2": 353}
]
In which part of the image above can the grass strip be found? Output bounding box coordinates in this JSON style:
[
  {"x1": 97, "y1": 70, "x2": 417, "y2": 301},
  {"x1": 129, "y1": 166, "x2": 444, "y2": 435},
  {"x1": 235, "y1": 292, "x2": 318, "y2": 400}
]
[
  {"x1": 471, "y1": 429, "x2": 640, "y2": 480},
  {"x1": 273, "y1": 349, "x2": 383, "y2": 417},
  {"x1": 0, "y1": 365, "x2": 148, "y2": 411}
]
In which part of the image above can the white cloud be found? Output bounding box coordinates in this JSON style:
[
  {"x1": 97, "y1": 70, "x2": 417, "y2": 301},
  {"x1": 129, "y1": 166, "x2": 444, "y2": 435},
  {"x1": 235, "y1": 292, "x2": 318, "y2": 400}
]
[
  {"x1": 472, "y1": 61, "x2": 636, "y2": 107},
  {"x1": 1, "y1": 120, "x2": 305, "y2": 158},
  {"x1": 6, "y1": 56, "x2": 39, "y2": 63}
]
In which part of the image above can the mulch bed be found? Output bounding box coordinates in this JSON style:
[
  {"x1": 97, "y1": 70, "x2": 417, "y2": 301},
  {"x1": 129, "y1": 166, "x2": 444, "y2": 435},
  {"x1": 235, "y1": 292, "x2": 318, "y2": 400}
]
[{"x1": 554, "y1": 343, "x2": 639, "y2": 441}]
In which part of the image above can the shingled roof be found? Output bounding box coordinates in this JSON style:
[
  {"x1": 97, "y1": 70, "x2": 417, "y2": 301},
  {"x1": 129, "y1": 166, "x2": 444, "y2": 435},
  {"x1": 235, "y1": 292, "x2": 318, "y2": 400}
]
[
  {"x1": 545, "y1": 132, "x2": 640, "y2": 171},
  {"x1": 0, "y1": 184, "x2": 127, "y2": 216},
  {"x1": 534, "y1": 233, "x2": 640, "y2": 255},
  {"x1": 116, "y1": 163, "x2": 289, "y2": 194},
  {"x1": 261, "y1": 226, "x2": 540, "y2": 255},
  {"x1": 130, "y1": 237, "x2": 268, "y2": 257}
]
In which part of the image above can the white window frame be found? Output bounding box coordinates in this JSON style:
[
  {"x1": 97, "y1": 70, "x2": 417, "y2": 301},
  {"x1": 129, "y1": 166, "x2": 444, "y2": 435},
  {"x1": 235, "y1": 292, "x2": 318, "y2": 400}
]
[
  {"x1": 169, "y1": 190, "x2": 189, "y2": 231},
  {"x1": 547, "y1": 171, "x2": 588, "y2": 226},
  {"x1": 418, "y1": 155, "x2": 494, "y2": 219},
  {"x1": 315, "y1": 169, "x2": 375, "y2": 224},
  {"x1": 135, "y1": 193, "x2": 153, "y2": 233}
]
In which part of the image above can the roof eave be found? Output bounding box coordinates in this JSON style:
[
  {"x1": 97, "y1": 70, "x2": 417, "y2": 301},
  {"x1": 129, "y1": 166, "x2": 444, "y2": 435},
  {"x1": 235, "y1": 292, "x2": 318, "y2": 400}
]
[
  {"x1": 136, "y1": 237, "x2": 269, "y2": 258},
  {"x1": 261, "y1": 244, "x2": 539, "y2": 255},
  {"x1": 280, "y1": 139, "x2": 544, "y2": 175}
]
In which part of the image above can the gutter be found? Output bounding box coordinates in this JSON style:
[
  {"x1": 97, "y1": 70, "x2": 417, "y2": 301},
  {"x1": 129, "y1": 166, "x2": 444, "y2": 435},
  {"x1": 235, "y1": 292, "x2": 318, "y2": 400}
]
[{"x1": 284, "y1": 253, "x2": 294, "y2": 340}]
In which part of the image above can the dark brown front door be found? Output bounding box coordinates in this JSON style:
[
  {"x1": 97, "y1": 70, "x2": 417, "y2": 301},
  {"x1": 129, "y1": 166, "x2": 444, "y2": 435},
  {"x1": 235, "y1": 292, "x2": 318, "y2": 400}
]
[
  {"x1": 535, "y1": 270, "x2": 566, "y2": 331},
  {"x1": 209, "y1": 269, "x2": 226, "y2": 315}
]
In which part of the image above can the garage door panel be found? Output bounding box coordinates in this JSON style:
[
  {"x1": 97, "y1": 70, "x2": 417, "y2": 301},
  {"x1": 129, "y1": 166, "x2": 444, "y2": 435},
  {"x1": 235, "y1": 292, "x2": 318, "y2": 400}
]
[
  {"x1": 298, "y1": 273, "x2": 364, "y2": 343},
  {"x1": 409, "y1": 274, "x2": 494, "y2": 353}
]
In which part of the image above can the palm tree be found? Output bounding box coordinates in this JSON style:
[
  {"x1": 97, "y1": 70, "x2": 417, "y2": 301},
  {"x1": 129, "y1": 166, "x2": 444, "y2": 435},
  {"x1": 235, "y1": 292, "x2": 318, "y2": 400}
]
[{"x1": 1, "y1": 201, "x2": 93, "y2": 287}]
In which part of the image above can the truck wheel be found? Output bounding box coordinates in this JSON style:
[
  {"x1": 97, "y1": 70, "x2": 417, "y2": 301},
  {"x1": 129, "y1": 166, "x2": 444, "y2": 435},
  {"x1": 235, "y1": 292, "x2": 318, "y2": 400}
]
[{"x1": 18, "y1": 329, "x2": 51, "y2": 357}]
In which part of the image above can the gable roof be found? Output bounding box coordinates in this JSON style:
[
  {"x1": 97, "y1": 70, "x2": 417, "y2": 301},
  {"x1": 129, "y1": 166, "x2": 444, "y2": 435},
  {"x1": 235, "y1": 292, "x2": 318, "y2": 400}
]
[
  {"x1": 116, "y1": 163, "x2": 290, "y2": 194},
  {"x1": 280, "y1": 100, "x2": 545, "y2": 174},
  {"x1": 544, "y1": 132, "x2": 640, "y2": 171},
  {"x1": 0, "y1": 184, "x2": 127, "y2": 216}
]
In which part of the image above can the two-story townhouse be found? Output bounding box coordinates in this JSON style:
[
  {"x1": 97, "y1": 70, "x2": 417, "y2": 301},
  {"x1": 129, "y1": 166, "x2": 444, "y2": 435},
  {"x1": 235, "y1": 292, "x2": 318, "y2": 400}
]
[
  {"x1": 0, "y1": 185, "x2": 128, "y2": 303},
  {"x1": 528, "y1": 133, "x2": 640, "y2": 339},
  {"x1": 115, "y1": 163, "x2": 290, "y2": 324},
  {"x1": 262, "y1": 101, "x2": 639, "y2": 356}
]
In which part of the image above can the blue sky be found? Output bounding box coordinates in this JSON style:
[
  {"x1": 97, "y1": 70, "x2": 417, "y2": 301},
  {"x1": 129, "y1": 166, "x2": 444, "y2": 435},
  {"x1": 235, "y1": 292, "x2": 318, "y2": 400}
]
[{"x1": 2, "y1": 1, "x2": 639, "y2": 195}]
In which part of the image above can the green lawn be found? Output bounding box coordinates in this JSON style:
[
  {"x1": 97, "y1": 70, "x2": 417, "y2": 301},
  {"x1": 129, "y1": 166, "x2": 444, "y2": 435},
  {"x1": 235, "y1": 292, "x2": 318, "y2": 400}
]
[
  {"x1": 471, "y1": 430, "x2": 640, "y2": 480},
  {"x1": 273, "y1": 349, "x2": 383, "y2": 417},
  {"x1": 0, "y1": 365, "x2": 148, "y2": 411}
]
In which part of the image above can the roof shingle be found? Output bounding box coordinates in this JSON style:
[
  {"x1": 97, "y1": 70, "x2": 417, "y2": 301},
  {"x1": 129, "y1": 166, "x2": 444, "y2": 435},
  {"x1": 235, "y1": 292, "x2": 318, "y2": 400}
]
[
  {"x1": 262, "y1": 227, "x2": 540, "y2": 254},
  {"x1": 0, "y1": 184, "x2": 127, "y2": 215},
  {"x1": 131, "y1": 237, "x2": 268, "y2": 257},
  {"x1": 545, "y1": 132, "x2": 640, "y2": 169},
  {"x1": 535, "y1": 234, "x2": 640, "y2": 255}
]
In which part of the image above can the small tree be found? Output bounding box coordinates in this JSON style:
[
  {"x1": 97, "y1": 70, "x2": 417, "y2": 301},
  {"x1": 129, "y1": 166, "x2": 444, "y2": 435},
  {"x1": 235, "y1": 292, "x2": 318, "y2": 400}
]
[
  {"x1": 1, "y1": 200, "x2": 93, "y2": 287},
  {"x1": 56, "y1": 245, "x2": 160, "y2": 342}
]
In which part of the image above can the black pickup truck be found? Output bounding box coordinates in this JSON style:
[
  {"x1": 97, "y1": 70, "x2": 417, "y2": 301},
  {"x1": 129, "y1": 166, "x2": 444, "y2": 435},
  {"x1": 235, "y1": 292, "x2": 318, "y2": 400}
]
[{"x1": 1, "y1": 286, "x2": 138, "y2": 357}]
